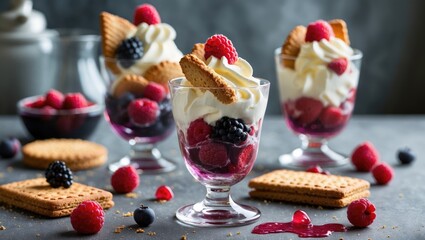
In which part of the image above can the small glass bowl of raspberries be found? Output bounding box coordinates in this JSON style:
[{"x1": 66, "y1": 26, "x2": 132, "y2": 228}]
[{"x1": 17, "y1": 89, "x2": 103, "y2": 139}]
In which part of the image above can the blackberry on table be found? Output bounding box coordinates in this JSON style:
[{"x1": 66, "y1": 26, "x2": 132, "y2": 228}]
[
  {"x1": 211, "y1": 117, "x2": 250, "y2": 144},
  {"x1": 45, "y1": 161, "x2": 73, "y2": 188},
  {"x1": 115, "y1": 37, "x2": 143, "y2": 68}
]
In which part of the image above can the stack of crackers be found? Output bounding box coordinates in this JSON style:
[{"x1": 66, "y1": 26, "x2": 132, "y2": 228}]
[
  {"x1": 249, "y1": 170, "x2": 370, "y2": 208},
  {"x1": 0, "y1": 178, "x2": 114, "y2": 217}
]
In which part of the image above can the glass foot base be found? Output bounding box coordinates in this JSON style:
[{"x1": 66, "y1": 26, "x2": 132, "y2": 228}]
[
  {"x1": 176, "y1": 200, "x2": 260, "y2": 227},
  {"x1": 108, "y1": 149, "x2": 176, "y2": 174},
  {"x1": 279, "y1": 146, "x2": 348, "y2": 169}
]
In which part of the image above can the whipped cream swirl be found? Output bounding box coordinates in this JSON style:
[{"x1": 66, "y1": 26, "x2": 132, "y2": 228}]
[
  {"x1": 120, "y1": 22, "x2": 183, "y2": 75},
  {"x1": 172, "y1": 56, "x2": 268, "y2": 132},
  {"x1": 278, "y1": 37, "x2": 359, "y2": 107}
]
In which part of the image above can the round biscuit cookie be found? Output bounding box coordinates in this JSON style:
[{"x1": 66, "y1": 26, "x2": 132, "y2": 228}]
[
  {"x1": 281, "y1": 25, "x2": 306, "y2": 69},
  {"x1": 143, "y1": 61, "x2": 184, "y2": 92},
  {"x1": 22, "y1": 139, "x2": 107, "y2": 171}
]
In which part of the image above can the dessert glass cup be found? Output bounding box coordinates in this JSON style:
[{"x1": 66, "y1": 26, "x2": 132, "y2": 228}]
[
  {"x1": 275, "y1": 47, "x2": 362, "y2": 168},
  {"x1": 169, "y1": 77, "x2": 270, "y2": 227},
  {"x1": 101, "y1": 57, "x2": 176, "y2": 174}
]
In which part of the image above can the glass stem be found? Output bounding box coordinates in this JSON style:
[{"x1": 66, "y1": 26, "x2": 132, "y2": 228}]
[
  {"x1": 300, "y1": 135, "x2": 327, "y2": 152},
  {"x1": 129, "y1": 140, "x2": 161, "y2": 161},
  {"x1": 203, "y1": 186, "x2": 231, "y2": 208}
]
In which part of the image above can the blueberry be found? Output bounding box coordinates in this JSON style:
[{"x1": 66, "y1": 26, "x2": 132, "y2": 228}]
[
  {"x1": 117, "y1": 93, "x2": 135, "y2": 110},
  {"x1": 0, "y1": 137, "x2": 20, "y2": 159},
  {"x1": 133, "y1": 205, "x2": 155, "y2": 227},
  {"x1": 397, "y1": 147, "x2": 415, "y2": 164}
]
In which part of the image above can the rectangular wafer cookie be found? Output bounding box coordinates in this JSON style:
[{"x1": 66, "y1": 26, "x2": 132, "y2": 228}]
[
  {"x1": 248, "y1": 170, "x2": 370, "y2": 199},
  {"x1": 249, "y1": 190, "x2": 370, "y2": 208},
  {"x1": 0, "y1": 178, "x2": 114, "y2": 217}
]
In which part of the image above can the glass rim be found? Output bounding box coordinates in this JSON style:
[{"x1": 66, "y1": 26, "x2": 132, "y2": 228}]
[
  {"x1": 274, "y1": 47, "x2": 363, "y2": 61},
  {"x1": 168, "y1": 77, "x2": 270, "y2": 90}
]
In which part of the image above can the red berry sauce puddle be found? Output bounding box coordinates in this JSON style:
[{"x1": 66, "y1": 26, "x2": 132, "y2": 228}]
[{"x1": 252, "y1": 210, "x2": 346, "y2": 238}]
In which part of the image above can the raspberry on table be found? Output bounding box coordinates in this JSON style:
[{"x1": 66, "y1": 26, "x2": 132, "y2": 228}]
[
  {"x1": 111, "y1": 166, "x2": 140, "y2": 193},
  {"x1": 133, "y1": 3, "x2": 161, "y2": 26},
  {"x1": 115, "y1": 37, "x2": 144, "y2": 68},
  {"x1": 155, "y1": 185, "x2": 174, "y2": 201},
  {"x1": 351, "y1": 142, "x2": 379, "y2": 172},
  {"x1": 70, "y1": 200, "x2": 105, "y2": 234},
  {"x1": 211, "y1": 117, "x2": 250, "y2": 144},
  {"x1": 328, "y1": 57, "x2": 348, "y2": 75},
  {"x1": 204, "y1": 34, "x2": 238, "y2": 64},
  {"x1": 62, "y1": 93, "x2": 88, "y2": 109},
  {"x1": 372, "y1": 162, "x2": 394, "y2": 185},
  {"x1": 305, "y1": 20, "x2": 334, "y2": 42},
  {"x1": 45, "y1": 89, "x2": 64, "y2": 109},
  {"x1": 127, "y1": 98, "x2": 159, "y2": 126},
  {"x1": 186, "y1": 118, "x2": 212, "y2": 146},
  {"x1": 347, "y1": 198, "x2": 376, "y2": 227},
  {"x1": 45, "y1": 161, "x2": 73, "y2": 188}
]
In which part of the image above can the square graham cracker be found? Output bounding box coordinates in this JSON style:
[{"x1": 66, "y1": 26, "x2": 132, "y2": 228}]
[
  {"x1": 248, "y1": 170, "x2": 370, "y2": 199},
  {"x1": 0, "y1": 178, "x2": 114, "y2": 217}
]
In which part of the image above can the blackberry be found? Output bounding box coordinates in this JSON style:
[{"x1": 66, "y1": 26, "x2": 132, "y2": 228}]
[
  {"x1": 211, "y1": 117, "x2": 250, "y2": 144},
  {"x1": 115, "y1": 37, "x2": 143, "y2": 68},
  {"x1": 45, "y1": 161, "x2": 73, "y2": 188}
]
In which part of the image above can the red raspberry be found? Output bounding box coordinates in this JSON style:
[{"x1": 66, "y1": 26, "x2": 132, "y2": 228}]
[
  {"x1": 328, "y1": 58, "x2": 348, "y2": 75},
  {"x1": 204, "y1": 34, "x2": 238, "y2": 64},
  {"x1": 351, "y1": 142, "x2": 379, "y2": 172},
  {"x1": 347, "y1": 198, "x2": 376, "y2": 227},
  {"x1": 306, "y1": 165, "x2": 330, "y2": 175},
  {"x1": 128, "y1": 98, "x2": 159, "y2": 126},
  {"x1": 187, "y1": 118, "x2": 212, "y2": 146},
  {"x1": 319, "y1": 106, "x2": 344, "y2": 128},
  {"x1": 305, "y1": 20, "x2": 334, "y2": 42},
  {"x1": 111, "y1": 166, "x2": 140, "y2": 193},
  {"x1": 199, "y1": 142, "x2": 228, "y2": 167},
  {"x1": 70, "y1": 200, "x2": 105, "y2": 234},
  {"x1": 26, "y1": 97, "x2": 45, "y2": 108},
  {"x1": 133, "y1": 4, "x2": 161, "y2": 25},
  {"x1": 45, "y1": 89, "x2": 64, "y2": 109},
  {"x1": 295, "y1": 97, "x2": 324, "y2": 125},
  {"x1": 62, "y1": 93, "x2": 88, "y2": 109},
  {"x1": 372, "y1": 162, "x2": 394, "y2": 185},
  {"x1": 155, "y1": 185, "x2": 174, "y2": 201},
  {"x1": 228, "y1": 144, "x2": 255, "y2": 174},
  {"x1": 144, "y1": 82, "x2": 166, "y2": 102}
]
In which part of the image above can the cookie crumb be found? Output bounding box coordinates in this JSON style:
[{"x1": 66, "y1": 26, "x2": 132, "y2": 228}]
[
  {"x1": 125, "y1": 192, "x2": 138, "y2": 198},
  {"x1": 122, "y1": 212, "x2": 133, "y2": 217},
  {"x1": 115, "y1": 210, "x2": 121, "y2": 214},
  {"x1": 181, "y1": 235, "x2": 187, "y2": 240},
  {"x1": 136, "y1": 228, "x2": 145, "y2": 233},
  {"x1": 147, "y1": 231, "x2": 156, "y2": 236},
  {"x1": 332, "y1": 216, "x2": 338, "y2": 220},
  {"x1": 36, "y1": 233, "x2": 41, "y2": 237},
  {"x1": 0, "y1": 225, "x2": 6, "y2": 230},
  {"x1": 236, "y1": 232, "x2": 241, "y2": 235},
  {"x1": 387, "y1": 235, "x2": 391, "y2": 238},
  {"x1": 380, "y1": 225, "x2": 386, "y2": 229},
  {"x1": 392, "y1": 226, "x2": 398, "y2": 229},
  {"x1": 227, "y1": 232, "x2": 233, "y2": 237},
  {"x1": 114, "y1": 225, "x2": 126, "y2": 233}
]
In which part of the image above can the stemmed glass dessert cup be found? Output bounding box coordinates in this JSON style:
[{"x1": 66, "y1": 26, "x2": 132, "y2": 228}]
[
  {"x1": 101, "y1": 58, "x2": 176, "y2": 174},
  {"x1": 169, "y1": 78, "x2": 270, "y2": 227},
  {"x1": 275, "y1": 48, "x2": 363, "y2": 169}
]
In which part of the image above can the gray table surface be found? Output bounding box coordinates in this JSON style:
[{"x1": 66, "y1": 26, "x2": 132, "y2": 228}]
[{"x1": 0, "y1": 115, "x2": 424, "y2": 240}]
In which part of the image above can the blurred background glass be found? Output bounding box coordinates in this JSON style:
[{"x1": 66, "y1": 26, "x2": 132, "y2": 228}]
[{"x1": 0, "y1": 0, "x2": 423, "y2": 115}]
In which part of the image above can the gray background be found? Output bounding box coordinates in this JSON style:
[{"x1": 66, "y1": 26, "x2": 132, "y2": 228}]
[{"x1": 1, "y1": 0, "x2": 424, "y2": 115}]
